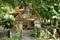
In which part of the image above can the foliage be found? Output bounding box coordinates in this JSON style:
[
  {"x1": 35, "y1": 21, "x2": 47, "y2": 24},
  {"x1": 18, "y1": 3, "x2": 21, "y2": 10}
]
[
  {"x1": 4, "y1": 32, "x2": 20, "y2": 40},
  {"x1": 0, "y1": 12, "x2": 15, "y2": 29},
  {"x1": 0, "y1": 0, "x2": 60, "y2": 20},
  {"x1": 0, "y1": 0, "x2": 19, "y2": 8},
  {"x1": 57, "y1": 28, "x2": 60, "y2": 35},
  {"x1": 51, "y1": 25, "x2": 56, "y2": 28},
  {"x1": 35, "y1": 26, "x2": 41, "y2": 37},
  {"x1": 3, "y1": 14, "x2": 15, "y2": 22},
  {"x1": 45, "y1": 29, "x2": 52, "y2": 36},
  {"x1": 31, "y1": 0, "x2": 60, "y2": 19},
  {"x1": 2, "y1": 14, "x2": 15, "y2": 29}
]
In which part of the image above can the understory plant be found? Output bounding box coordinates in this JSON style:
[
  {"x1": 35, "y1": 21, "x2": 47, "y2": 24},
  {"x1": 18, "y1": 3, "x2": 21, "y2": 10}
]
[
  {"x1": 4, "y1": 32, "x2": 20, "y2": 40},
  {"x1": 3, "y1": 14, "x2": 15, "y2": 37},
  {"x1": 3, "y1": 14, "x2": 15, "y2": 29},
  {"x1": 0, "y1": 14, "x2": 15, "y2": 37},
  {"x1": 35, "y1": 26, "x2": 41, "y2": 37}
]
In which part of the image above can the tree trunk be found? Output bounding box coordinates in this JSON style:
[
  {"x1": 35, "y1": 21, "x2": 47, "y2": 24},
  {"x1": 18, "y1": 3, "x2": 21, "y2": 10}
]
[
  {"x1": 7, "y1": 29, "x2": 10, "y2": 38},
  {"x1": 53, "y1": 19, "x2": 58, "y2": 38}
]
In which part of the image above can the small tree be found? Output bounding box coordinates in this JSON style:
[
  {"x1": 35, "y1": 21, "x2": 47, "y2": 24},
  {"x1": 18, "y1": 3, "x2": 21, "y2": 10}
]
[
  {"x1": 3, "y1": 14, "x2": 15, "y2": 29},
  {"x1": 1, "y1": 14, "x2": 15, "y2": 37}
]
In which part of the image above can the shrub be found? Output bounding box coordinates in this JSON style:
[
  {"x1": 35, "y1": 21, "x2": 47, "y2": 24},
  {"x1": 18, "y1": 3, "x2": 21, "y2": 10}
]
[
  {"x1": 3, "y1": 14, "x2": 15, "y2": 29},
  {"x1": 35, "y1": 26, "x2": 41, "y2": 37}
]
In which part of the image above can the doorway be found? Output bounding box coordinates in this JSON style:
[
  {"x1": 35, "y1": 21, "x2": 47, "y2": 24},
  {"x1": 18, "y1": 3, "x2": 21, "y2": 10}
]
[{"x1": 23, "y1": 20, "x2": 34, "y2": 30}]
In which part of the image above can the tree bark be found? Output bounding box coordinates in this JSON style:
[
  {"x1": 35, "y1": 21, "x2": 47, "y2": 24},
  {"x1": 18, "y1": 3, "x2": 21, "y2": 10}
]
[
  {"x1": 53, "y1": 19, "x2": 58, "y2": 38},
  {"x1": 7, "y1": 29, "x2": 10, "y2": 38}
]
